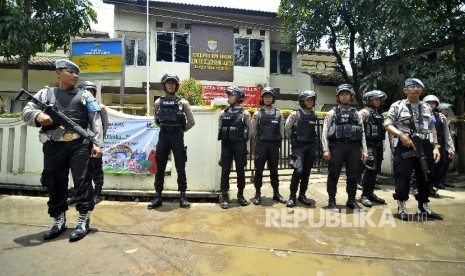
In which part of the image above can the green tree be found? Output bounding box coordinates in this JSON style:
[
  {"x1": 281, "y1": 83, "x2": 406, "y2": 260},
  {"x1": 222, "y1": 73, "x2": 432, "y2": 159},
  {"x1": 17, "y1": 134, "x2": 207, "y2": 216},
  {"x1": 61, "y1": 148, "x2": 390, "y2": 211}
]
[
  {"x1": 177, "y1": 77, "x2": 204, "y2": 106},
  {"x1": 0, "y1": 0, "x2": 97, "y2": 90}
]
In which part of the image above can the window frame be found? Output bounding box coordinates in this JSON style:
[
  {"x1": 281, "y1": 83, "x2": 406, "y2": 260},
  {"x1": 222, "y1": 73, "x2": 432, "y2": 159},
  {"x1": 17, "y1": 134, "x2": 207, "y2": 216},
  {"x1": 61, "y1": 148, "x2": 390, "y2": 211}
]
[
  {"x1": 125, "y1": 38, "x2": 148, "y2": 67},
  {"x1": 156, "y1": 31, "x2": 190, "y2": 63},
  {"x1": 233, "y1": 37, "x2": 265, "y2": 68},
  {"x1": 270, "y1": 49, "x2": 292, "y2": 75}
]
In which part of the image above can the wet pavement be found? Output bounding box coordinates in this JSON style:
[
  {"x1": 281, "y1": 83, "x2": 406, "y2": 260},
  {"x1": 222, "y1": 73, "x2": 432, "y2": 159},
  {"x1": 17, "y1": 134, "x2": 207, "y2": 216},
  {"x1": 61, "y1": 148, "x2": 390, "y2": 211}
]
[{"x1": 1, "y1": 172, "x2": 465, "y2": 275}]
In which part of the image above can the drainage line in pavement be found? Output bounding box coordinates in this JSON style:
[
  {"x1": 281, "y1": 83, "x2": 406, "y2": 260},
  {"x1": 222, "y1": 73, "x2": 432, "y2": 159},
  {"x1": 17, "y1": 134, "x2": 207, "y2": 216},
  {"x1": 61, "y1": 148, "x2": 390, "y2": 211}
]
[{"x1": 2, "y1": 221, "x2": 465, "y2": 264}]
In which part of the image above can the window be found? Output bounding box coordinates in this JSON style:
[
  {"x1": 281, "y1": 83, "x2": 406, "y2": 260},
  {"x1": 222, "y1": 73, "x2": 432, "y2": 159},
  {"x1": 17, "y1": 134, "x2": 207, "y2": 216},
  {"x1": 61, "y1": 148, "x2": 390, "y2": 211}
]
[
  {"x1": 156, "y1": 32, "x2": 190, "y2": 63},
  {"x1": 125, "y1": 39, "x2": 147, "y2": 66},
  {"x1": 234, "y1": 38, "x2": 264, "y2": 67},
  {"x1": 270, "y1": 50, "x2": 292, "y2": 74}
]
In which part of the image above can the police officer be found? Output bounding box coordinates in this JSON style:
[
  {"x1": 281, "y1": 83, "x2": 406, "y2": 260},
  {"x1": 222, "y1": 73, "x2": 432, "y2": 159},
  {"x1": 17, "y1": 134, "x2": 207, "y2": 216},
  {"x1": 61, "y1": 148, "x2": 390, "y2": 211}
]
[
  {"x1": 322, "y1": 84, "x2": 368, "y2": 211},
  {"x1": 80, "y1": 81, "x2": 109, "y2": 204},
  {"x1": 384, "y1": 78, "x2": 443, "y2": 220},
  {"x1": 21, "y1": 59, "x2": 104, "y2": 242},
  {"x1": 148, "y1": 73, "x2": 195, "y2": 209},
  {"x1": 359, "y1": 90, "x2": 387, "y2": 207},
  {"x1": 437, "y1": 103, "x2": 456, "y2": 188},
  {"x1": 423, "y1": 95, "x2": 455, "y2": 191},
  {"x1": 218, "y1": 86, "x2": 251, "y2": 209},
  {"x1": 250, "y1": 87, "x2": 286, "y2": 205},
  {"x1": 284, "y1": 90, "x2": 319, "y2": 207}
]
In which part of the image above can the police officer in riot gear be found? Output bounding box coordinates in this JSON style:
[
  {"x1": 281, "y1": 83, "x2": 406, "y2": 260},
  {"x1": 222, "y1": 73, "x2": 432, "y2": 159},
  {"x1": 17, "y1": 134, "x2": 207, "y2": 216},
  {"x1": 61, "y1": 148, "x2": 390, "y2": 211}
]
[
  {"x1": 359, "y1": 90, "x2": 387, "y2": 207},
  {"x1": 218, "y1": 86, "x2": 252, "y2": 209},
  {"x1": 148, "y1": 73, "x2": 195, "y2": 209},
  {"x1": 250, "y1": 87, "x2": 286, "y2": 205},
  {"x1": 423, "y1": 95, "x2": 455, "y2": 191},
  {"x1": 284, "y1": 90, "x2": 319, "y2": 207},
  {"x1": 322, "y1": 84, "x2": 368, "y2": 212},
  {"x1": 385, "y1": 78, "x2": 443, "y2": 220},
  {"x1": 437, "y1": 102, "x2": 456, "y2": 188}
]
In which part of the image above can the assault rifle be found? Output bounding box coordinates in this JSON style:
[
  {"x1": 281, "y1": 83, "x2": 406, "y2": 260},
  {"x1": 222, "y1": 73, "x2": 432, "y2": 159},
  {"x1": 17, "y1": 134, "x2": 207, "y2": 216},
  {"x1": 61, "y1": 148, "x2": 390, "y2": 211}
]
[
  {"x1": 15, "y1": 89, "x2": 98, "y2": 145},
  {"x1": 401, "y1": 132, "x2": 430, "y2": 183}
]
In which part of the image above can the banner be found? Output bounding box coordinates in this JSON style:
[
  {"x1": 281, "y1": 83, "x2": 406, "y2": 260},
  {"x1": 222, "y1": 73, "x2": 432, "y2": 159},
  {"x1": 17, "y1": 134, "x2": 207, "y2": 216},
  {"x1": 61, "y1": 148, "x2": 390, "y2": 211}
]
[
  {"x1": 103, "y1": 119, "x2": 159, "y2": 175},
  {"x1": 202, "y1": 85, "x2": 260, "y2": 107}
]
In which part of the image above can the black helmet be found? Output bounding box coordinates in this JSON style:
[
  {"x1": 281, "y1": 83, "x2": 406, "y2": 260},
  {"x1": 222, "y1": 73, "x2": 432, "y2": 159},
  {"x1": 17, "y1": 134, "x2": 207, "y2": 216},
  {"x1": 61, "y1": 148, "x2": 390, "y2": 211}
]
[
  {"x1": 363, "y1": 90, "x2": 387, "y2": 106},
  {"x1": 298, "y1": 90, "x2": 317, "y2": 108},
  {"x1": 161, "y1": 73, "x2": 180, "y2": 92},
  {"x1": 225, "y1": 86, "x2": 245, "y2": 104},
  {"x1": 260, "y1": 87, "x2": 277, "y2": 104}
]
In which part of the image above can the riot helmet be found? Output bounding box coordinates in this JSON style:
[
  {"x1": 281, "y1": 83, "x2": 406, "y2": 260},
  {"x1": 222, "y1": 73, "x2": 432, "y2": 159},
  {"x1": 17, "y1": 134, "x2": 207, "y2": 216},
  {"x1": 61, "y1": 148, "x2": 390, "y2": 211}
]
[
  {"x1": 260, "y1": 87, "x2": 277, "y2": 104},
  {"x1": 298, "y1": 90, "x2": 317, "y2": 108},
  {"x1": 336, "y1": 83, "x2": 355, "y2": 103},
  {"x1": 79, "y1": 81, "x2": 97, "y2": 96},
  {"x1": 225, "y1": 86, "x2": 245, "y2": 104},
  {"x1": 161, "y1": 73, "x2": 180, "y2": 92},
  {"x1": 363, "y1": 90, "x2": 387, "y2": 107},
  {"x1": 423, "y1": 94, "x2": 440, "y2": 106}
]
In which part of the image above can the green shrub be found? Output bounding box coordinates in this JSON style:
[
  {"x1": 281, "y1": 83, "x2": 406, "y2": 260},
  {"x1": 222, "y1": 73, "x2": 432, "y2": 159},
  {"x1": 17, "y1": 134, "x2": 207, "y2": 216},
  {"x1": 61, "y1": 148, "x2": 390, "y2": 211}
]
[{"x1": 177, "y1": 77, "x2": 205, "y2": 106}]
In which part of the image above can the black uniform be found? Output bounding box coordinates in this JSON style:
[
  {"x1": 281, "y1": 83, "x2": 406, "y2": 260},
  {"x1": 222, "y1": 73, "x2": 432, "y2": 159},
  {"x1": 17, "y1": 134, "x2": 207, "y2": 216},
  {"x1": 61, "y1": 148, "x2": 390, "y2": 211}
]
[
  {"x1": 253, "y1": 108, "x2": 282, "y2": 194},
  {"x1": 218, "y1": 106, "x2": 250, "y2": 193},
  {"x1": 360, "y1": 107, "x2": 385, "y2": 197}
]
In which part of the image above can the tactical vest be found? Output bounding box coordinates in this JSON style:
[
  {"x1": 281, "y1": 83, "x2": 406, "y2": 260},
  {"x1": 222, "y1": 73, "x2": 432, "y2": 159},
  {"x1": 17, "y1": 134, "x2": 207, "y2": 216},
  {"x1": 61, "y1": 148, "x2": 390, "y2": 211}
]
[
  {"x1": 364, "y1": 107, "x2": 386, "y2": 143},
  {"x1": 433, "y1": 112, "x2": 445, "y2": 146},
  {"x1": 328, "y1": 107, "x2": 362, "y2": 142},
  {"x1": 292, "y1": 109, "x2": 317, "y2": 143},
  {"x1": 156, "y1": 96, "x2": 185, "y2": 126},
  {"x1": 41, "y1": 87, "x2": 88, "y2": 132},
  {"x1": 257, "y1": 108, "x2": 281, "y2": 141},
  {"x1": 219, "y1": 107, "x2": 246, "y2": 141}
]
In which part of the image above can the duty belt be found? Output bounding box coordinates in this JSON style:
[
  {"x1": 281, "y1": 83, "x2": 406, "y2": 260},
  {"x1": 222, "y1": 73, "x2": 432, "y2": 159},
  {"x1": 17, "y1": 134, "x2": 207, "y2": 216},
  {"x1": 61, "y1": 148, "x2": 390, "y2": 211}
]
[{"x1": 58, "y1": 132, "x2": 81, "y2": 142}]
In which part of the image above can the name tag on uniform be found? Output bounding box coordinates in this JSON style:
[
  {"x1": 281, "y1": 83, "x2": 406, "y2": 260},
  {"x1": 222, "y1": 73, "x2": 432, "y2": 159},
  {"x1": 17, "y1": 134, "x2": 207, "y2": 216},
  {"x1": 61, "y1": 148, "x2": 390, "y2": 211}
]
[{"x1": 271, "y1": 120, "x2": 278, "y2": 124}]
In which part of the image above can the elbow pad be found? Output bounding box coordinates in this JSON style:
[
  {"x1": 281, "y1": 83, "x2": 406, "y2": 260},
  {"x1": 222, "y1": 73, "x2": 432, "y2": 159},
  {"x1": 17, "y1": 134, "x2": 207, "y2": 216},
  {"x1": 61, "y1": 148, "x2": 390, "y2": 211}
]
[{"x1": 83, "y1": 92, "x2": 101, "y2": 113}]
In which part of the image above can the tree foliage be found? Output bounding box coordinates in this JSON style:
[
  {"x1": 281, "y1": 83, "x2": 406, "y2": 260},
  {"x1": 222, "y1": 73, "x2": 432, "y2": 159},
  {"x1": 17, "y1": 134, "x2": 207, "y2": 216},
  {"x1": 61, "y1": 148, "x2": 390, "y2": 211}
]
[{"x1": 0, "y1": 0, "x2": 97, "y2": 89}]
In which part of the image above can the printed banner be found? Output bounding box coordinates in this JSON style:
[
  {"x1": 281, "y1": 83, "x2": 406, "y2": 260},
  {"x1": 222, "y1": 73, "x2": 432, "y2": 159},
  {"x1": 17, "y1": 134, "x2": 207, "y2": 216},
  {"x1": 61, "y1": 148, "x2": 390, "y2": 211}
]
[
  {"x1": 202, "y1": 85, "x2": 260, "y2": 107},
  {"x1": 103, "y1": 119, "x2": 159, "y2": 175}
]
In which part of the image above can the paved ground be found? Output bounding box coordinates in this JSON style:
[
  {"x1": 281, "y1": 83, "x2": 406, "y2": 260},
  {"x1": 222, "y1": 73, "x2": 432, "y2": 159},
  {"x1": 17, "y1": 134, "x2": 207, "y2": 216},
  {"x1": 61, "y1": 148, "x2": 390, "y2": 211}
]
[{"x1": 1, "y1": 171, "x2": 465, "y2": 275}]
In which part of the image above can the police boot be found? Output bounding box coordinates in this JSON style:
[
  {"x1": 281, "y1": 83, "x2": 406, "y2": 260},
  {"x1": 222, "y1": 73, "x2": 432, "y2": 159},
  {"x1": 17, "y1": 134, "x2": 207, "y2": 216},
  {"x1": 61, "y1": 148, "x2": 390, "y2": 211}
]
[
  {"x1": 273, "y1": 193, "x2": 286, "y2": 204},
  {"x1": 417, "y1": 202, "x2": 444, "y2": 220},
  {"x1": 346, "y1": 196, "x2": 362, "y2": 210},
  {"x1": 93, "y1": 185, "x2": 103, "y2": 205},
  {"x1": 148, "y1": 193, "x2": 163, "y2": 209},
  {"x1": 69, "y1": 211, "x2": 91, "y2": 242},
  {"x1": 237, "y1": 190, "x2": 249, "y2": 206},
  {"x1": 252, "y1": 191, "x2": 261, "y2": 205},
  {"x1": 179, "y1": 192, "x2": 190, "y2": 208},
  {"x1": 44, "y1": 212, "x2": 66, "y2": 240},
  {"x1": 286, "y1": 194, "x2": 296, "y2": 208},
  {"x1": 369, "y1": 193, "x2": 386, "y2": 204},
  {"x1": 360, "y1": 196, "x2": 373, "y2": 207},
  {"x1": 327, "y1": 196, "x2": 339, "y2": 212},
  {"x1": 297, "y1": 193, "x2": 313, "y2": 206},
  {"x1": 397, "y1": 200, "x2": 409, "y2": 221},
  {"x1": 220, "y1": 192, "x2": 230, "y2": 209}
]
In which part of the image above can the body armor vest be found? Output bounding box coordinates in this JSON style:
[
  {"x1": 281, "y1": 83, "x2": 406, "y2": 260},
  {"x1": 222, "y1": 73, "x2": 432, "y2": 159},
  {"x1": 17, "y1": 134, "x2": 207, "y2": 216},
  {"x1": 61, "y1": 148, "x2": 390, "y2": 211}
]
[
  {"x1": 257, "y1": 108, "x2": 281, "y2": 141},
  {"x1": 328, "y1": 107, "x2": 362, "y2": 142},
  {"x1": 219, "y1": 107, "x2": 246, "y2": 141},
  {"x1": 292, "y1": 109, "x2": 317, "y2": 143},
  {"x1": 156, "y1": 96, "x2": 185, "y2": 126},
  {"x1": 364, "y1": 107, "x2": 385, "y2": 143},
  {"x1": 433, "y1": 112, "x2": 445, "y2": 146},
  {"x1": 41, "y1": 88, "x2": 88, "y2": 132}
]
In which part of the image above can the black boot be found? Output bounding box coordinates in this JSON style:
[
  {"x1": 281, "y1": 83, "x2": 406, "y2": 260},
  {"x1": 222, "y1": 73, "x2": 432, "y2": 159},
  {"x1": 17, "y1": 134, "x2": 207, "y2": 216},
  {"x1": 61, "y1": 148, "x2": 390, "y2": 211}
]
[
  {"x1": 346, "y1": 198, "x2": 362, "y2": 210},
  {"x1": 69, "y1": 211, "x2": 91, "y2": 242},
  {"x1": 237, "y1": 190, "x2": 249, "y2": 206},
  {"x1": 297, "y1": 194, "x2": 313, "y2": 206},
  {"x1": 179, "y1": 192, "x2": 190, "y2": 208},
  {"x1": 368, "y1": 193, "x2": 386, "y2": 204},
  {"x1": 360, "y1": 196, "x2": 373, "y2": 207},
  {"x1": 286, "y1": 195, "x2": 296, "y2": 208},
  {"x1": 273, "y1": 193, "x2": 286, "y2": 204},
  {"x1": 148, "y1": 193, "x2": 163, "y2": 209},
  {"x1": 417, "y1": 202, "x2": 444, "y2": 220},
  {"x1": 327, "y1": 195, "x2": 339, "y2": 212},
  {"x1": 44, "y1": 212, "x2": 66, "y2": 240},
  {"x1": 397, "y1": 200, "x2": 409, "y2": 221},
  {"x1": 220, "y1": 192, "x2": 230, "y2": 209},
  {"x1": 93, "y1": 185, "x2": 103, "y2": 205},
  {"x1": 252, "y1": 192, "x2": 261, "y2": 205}
]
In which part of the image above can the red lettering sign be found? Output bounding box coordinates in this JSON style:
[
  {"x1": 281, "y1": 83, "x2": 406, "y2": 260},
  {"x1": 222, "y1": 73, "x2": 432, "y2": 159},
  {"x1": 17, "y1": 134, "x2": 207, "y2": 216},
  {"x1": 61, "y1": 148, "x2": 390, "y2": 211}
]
[{"x1": 202, "y1": 85, "x2": 260, "y2": 107}]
